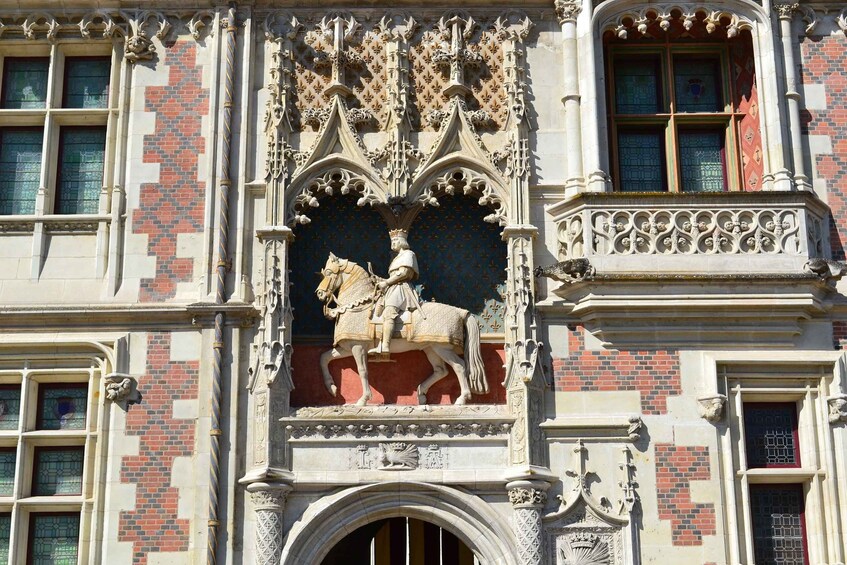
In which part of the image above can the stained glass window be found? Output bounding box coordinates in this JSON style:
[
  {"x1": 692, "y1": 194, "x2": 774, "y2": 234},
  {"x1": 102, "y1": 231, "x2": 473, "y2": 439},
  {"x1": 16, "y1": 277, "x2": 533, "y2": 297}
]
[
  {"x1": 750, "y1": 485, "x2": 808, "y2": 565},
  {"x1": 744, "y1": 403, "x2": 799, "y2": 468},
  {"x1": 56, "y1": 127, "x2": 106, "y2": 214},
  {"x1": 674, "y1": 58, "x2": 722, "y2": 112},
  {"x1": 0, "y1": 449, "x2": 15, "y2": 496},
  {"x1": 29, "y1": 513, "x2": 80, "y2": 565},
  {"x1": 0, "y1": 386, "x2": 21, "y2": 430},
  {"x1": 614, "y1": 58, "x2": 661, "y2": 114},
  {"x1": 36, "y1": 384, "x2": 87, "y2": 431},
  {"x1": 33, "y1": 447, "x2": 84, "y2": 495},
  {"x1": 0, "y1": 513, "x2": 9, "y2": 563},
  {"x1": 1, "y1": 58, "x2": 49, "y2": 109},
  {"x1": 0, "y1": 128, "x2": 43, "y2": 215},
  {"x1": 63, "y1": 57, "x2": 110, "y2": 109},
  {"x1": 617, "y1": 131, "x2": 666, "y2": 192},
  {"x1": 679, "y1": 130, "x2": 726, "y2": 192}
]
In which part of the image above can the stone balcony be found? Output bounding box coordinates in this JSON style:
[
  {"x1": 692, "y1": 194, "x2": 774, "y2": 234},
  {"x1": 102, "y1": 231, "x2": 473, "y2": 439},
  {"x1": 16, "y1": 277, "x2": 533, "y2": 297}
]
[{"x1": 540, "y1": 191, "x2": 835, "y2": 347}]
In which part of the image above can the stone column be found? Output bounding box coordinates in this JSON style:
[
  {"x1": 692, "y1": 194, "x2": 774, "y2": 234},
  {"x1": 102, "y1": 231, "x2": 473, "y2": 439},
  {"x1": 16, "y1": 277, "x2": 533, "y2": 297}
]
[
  {"x1": 774, "y1": 3, "x2": 810, "y2": 190},
  {"x1": 556, "y1": 0, "x2": 585, "y2": 194},
  {"x1": 247, "y1": 482, "x2": 292, "y2": 565},
  {"x1": 507, "y1": 480, "x2": 550, "y2": 565}
]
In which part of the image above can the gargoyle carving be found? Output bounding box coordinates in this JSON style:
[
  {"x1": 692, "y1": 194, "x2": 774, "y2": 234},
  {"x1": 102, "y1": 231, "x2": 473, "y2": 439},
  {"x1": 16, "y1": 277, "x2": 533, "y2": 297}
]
[
  {"x1": 804, "y1": 258, "x2": 847, "y2": 283},
  {"x1": 535, "y1": 259, "x2": 596, "y2": 283}
]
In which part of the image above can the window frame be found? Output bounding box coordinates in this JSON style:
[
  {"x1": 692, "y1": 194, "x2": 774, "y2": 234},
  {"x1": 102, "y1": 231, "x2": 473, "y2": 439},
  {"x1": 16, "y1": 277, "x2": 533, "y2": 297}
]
[
  {"x1": 0, "y1": 43, "x2": 117, "y2": 218},
  {"x1": 0, "y1": 352, "x2": 106, "y2": 564},
  {"x1": 606, "y1": 42, "x2": 744, "y2": 193},
  {"x1": 709, "y1": 358, "x2": 845, "y2": 565}
]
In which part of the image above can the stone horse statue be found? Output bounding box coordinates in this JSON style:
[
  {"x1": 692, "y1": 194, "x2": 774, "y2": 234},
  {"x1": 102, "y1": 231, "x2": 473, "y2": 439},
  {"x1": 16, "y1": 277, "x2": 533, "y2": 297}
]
[{"x1": 315, "y1": 253, "x2": 488, "y2": 406}]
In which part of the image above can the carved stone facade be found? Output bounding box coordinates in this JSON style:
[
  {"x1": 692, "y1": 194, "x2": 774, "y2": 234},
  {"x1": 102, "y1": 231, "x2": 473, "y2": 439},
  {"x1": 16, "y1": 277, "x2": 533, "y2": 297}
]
[{"x1": 1, "y1": 1, "x2": 846, "y2": 565}]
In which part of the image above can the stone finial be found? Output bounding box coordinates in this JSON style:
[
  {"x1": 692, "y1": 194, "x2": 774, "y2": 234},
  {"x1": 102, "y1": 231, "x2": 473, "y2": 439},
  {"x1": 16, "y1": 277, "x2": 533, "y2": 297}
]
[
  {"x1": 697, "y1": 394, "x2": 727, "y2": 423},
  {"x1": 555, "y1": 0, "x2": 582, "y2": 25},
  {"x1": 828, "y1": 394, "x2": 847, "y2": 424}
]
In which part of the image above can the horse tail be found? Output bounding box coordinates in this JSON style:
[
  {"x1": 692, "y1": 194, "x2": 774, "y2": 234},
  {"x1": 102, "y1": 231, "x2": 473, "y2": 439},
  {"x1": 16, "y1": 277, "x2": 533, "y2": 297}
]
[{"x1": 464, "y1": 314, "x2": 488, "y2": 395}]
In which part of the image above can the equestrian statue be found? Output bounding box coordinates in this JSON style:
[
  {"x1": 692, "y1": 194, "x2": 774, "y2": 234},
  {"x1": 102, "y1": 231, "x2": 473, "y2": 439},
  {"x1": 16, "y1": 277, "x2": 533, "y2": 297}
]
[{"x1": 315, "y1": 229, "x2": 489, "y2": 406}]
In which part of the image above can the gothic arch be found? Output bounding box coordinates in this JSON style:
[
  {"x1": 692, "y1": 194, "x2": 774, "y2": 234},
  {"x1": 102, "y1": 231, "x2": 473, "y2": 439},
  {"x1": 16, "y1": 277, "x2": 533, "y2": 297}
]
[
  {"x1": 592, "y1": 0, "x2": 769, "y2": 32},
  {"x1": 285, "y1": 159, "x2": 391, "y2": 227},
  {"x1": 280, "y1": 482, "x2": 517, "y2": 565},
  {"x1": 408, "y1": 158, "x2": 510, "y2": 228}
]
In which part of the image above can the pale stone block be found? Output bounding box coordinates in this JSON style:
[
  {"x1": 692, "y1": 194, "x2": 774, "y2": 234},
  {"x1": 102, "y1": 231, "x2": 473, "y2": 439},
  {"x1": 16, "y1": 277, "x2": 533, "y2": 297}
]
[
  {"x1": 121, "y1": 253, "x2": 156, "y2": 279},
  {"x1": 171, "y1": 456, "x2": 197, "y2": 521},
  {"x1": 553, "y1": 390, "x2": 642, "y2": 414},
  {"x1": 61, "y1": 280, "x2": 102, "y2": 303},
  {"x1": 148, "y1": 551, "x2": 192, "y2": 565},
  {"x1": 546, "y1": 323, "x2": 570, "y2": 358},
  {"x1": 582, "y1": 330, "x2": 605, "y2": 351},
  {"x1": 0, "y1": 236, "x2": 32, "y2": 258},
  {"x1": 45, "y1": 234, "x2": 97, "y2": 258},
  {"x1": 170, "y1": 331, "x2": 202, "y2": 362},
  {"x1": 39, "y1": 257, "x2": 96, "y2": 280},
  {"x1": 801, "y1": 83, "x2": 827, "y2": 110},
  {"x1": 0, "y1": 279, "x2": 65, "y2": 303},
  {"x1": 128, "y1": 333, "x2": 148, "y2": 376},
  {"x1": 172, "y1": 399, "x2": 199, "y2": 421}
]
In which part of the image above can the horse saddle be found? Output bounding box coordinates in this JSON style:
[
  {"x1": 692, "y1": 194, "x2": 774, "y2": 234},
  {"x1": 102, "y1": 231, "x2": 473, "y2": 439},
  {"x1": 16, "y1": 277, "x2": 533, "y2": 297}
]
[{"x1": 369, "y1": 310, "x2": 413, "y2": 340}]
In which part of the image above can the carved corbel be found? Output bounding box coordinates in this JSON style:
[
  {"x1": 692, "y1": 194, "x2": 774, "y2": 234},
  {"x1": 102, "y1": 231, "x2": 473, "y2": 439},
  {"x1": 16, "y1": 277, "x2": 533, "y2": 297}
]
[
  {"x1": 804, "y1": 258, "x2": 847, "y2": 283},
  {"x1": 534, "y1": 259, "x2": 595, "y2": 283},
  {"x1": 124, "y1": 11, "x2": 171, "y2": 63},
  {"x1": 828, "y1": 394, "x2": 847, "y2": 424},
  {"x1": 104, "y1": 372, "x2": 141, "y2": 407},
  {"x1": 697, "y1": 394, "x2": 727, "y2": 423}
]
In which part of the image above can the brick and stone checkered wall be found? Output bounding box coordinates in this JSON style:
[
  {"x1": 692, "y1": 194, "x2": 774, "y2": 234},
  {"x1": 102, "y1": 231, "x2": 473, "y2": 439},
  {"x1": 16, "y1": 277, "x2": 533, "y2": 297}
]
[
  {"x1": 118, "y1": 332, "x2": 199, "y2": 563},
  {"x1": 553, "y1": 326, "x2": 681, "y2": 415},
  {"x1": 655, "y1": 444, "x2": 717, "y2": 546},
  {"x1": 800, "y1": 34, "x2": 847, "y2": 259},
  {"x1": 133, "y1": 41, "x2": 208, "y2": 302}
]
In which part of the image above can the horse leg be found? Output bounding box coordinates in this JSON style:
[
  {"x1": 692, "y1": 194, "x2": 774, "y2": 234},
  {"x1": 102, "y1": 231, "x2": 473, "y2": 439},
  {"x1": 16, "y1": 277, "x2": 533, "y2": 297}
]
[
  {"x1": 432, "y1": 346, "x2": 473, "y2": 405},
  {"x1": 417, "y1": 347, "x2": 449, "y2": 405},
  {"x1": 320, "y1": 346, "x2": 348, "y2": 397},
  {"x1": 351, "y1": 344, "x2": 372, "y2": 406}
]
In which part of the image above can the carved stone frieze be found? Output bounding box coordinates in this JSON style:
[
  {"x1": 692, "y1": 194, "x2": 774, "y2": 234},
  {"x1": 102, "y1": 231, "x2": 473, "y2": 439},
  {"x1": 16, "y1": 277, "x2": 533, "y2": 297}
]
[
  {"x1": 697, "y1": 394, "x2": 727, "y2": 423},
  {"x1": 603, "y1": 5, "x2": 754, "y2": 39},
  {"x1": 351, "y1": 443, "x2": 446, "y2": 470},
  {"x1": 286, "y1": 419, "x2": 511, "y2": 440}
]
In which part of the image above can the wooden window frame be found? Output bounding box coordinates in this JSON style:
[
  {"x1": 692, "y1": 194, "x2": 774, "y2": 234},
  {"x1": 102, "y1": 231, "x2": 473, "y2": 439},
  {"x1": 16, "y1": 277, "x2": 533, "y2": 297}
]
[
  {"x1": 742, "y1": 401, "x2": 801, "y2": 469},
  {"x1": 606, "y1": 42, "x2": 744, "y2": 192}
]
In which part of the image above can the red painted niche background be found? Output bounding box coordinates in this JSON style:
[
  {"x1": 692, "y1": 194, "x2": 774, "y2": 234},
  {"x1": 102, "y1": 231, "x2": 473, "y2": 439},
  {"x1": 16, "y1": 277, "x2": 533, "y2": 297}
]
[{"x1": 290, "y1": 344, "x2": 507, "y2": 406}]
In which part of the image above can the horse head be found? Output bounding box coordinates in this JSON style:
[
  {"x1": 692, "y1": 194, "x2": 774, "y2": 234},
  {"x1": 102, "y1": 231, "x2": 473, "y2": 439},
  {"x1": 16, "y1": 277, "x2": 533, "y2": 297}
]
[{"x1": 316, "y1": 253, "x2": 347, "y2": 304}]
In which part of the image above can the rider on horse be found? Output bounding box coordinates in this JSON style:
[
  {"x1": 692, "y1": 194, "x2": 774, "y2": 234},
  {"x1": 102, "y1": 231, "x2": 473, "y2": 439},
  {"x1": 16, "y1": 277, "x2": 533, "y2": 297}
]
[{"x1": 368, "y1": 229, "x2": 422, "y2": 356}]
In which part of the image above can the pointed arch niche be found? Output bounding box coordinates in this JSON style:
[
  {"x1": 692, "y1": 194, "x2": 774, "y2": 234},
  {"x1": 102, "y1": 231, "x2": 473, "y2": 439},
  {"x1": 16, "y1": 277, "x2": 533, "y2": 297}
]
[{"x1": 288, "y1": 183, "x2": 507, "y2": 408}]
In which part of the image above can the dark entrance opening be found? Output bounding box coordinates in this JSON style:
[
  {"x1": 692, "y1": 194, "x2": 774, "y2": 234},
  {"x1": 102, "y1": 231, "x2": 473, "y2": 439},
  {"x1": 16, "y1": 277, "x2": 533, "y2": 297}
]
[{"x1": 322, "y1": 517, "x2": 477, "y2": 565}]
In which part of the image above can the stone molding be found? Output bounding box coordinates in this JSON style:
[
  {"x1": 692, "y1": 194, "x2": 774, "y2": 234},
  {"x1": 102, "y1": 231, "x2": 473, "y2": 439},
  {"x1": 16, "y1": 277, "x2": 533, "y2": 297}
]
[{"x1": 601, "y1": 4, "x2": 756, "y2": 39}]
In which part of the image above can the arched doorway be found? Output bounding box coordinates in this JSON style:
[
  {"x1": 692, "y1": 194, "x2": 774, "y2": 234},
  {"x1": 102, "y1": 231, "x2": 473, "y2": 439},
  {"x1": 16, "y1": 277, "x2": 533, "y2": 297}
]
[{"x1": 322, "y1": 517, "x2": 478, "y2": 565}]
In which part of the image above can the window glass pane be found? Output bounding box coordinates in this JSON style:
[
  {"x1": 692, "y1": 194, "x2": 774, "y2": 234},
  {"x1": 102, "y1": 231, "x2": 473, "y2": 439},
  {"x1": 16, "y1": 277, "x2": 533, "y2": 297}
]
[
  {"x1": 29, "y1": 513, "x2": 80, "y2": 565},
  {"x1": 63, "y1": 58, "x2": 110, "y2": 109},
  {"x1": 0, "y1": 449, "x2": 14, "y2": 496},
  {"x1": 750, "y1": 485, "x2": 807, "y2": 565},
  {"x1": 37, "y1": 385, "x2": 87, "y2": 431},
  {"x1": 56, "y1": 127, "x2": 106, "y2": 214},
  {"x1": 744, "y1": 403, "x2": 799, "y2": 468},
  {"x1": 614, "y1": 57, "x2": 661, "y2": 114},
  {"x1": 679, "y1": 130, "x2": 726, "y2": 192},
  {"x1": 0, "y1": 386, "x2": 21, "y2": 430},
  {"x1": 0, "y1": 128, "x2": 43, "y2": 215},
  {"x1": 1, "y1": 58, "x2": 49, "y2": 109},
  {"x1": 0, "y1": 513, "x2": 9, "y2": 563},
  {"x1": 674, "y1": 57, "x2": 722, "y2": 112},
  {"x1": 33, "y1": 448, "x2": 83, "y2": 495},
  {"x1": 617, "y1": 131, "x2": 665, "y2": 192}
]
